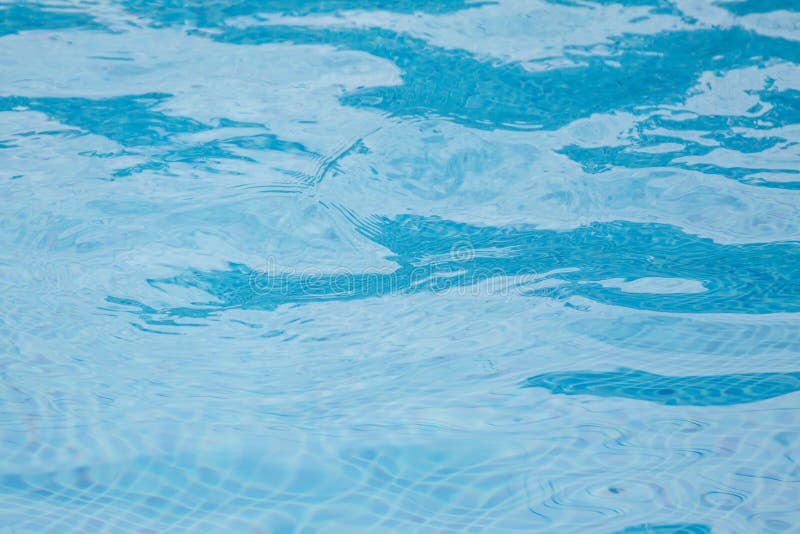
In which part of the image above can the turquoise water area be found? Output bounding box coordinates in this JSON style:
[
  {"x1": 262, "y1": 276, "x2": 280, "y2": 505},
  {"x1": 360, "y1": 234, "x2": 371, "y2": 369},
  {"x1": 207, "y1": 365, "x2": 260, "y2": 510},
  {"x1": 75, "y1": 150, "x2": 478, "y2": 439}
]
[{"x1": 1, "y1": 0, "x2": 800, "y2": 531}]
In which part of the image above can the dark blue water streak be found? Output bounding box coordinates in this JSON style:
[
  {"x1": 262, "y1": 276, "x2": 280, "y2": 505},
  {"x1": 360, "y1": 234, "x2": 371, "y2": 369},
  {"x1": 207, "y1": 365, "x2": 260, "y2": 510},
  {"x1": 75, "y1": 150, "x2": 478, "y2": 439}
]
[
  {"x1": 523, "y1": 368, "x2": 800, "y2": 406},
  {"x1": 108, "y1": 215, "x2": 800, "y2": 322}
]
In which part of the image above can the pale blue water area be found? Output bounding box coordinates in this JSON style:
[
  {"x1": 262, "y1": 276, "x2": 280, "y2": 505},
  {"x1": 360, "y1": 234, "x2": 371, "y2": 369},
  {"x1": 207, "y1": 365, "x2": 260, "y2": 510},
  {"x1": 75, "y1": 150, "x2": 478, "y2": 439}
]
[{"x1": 1, "y1": 0, "x2": 800, "y2": 531}]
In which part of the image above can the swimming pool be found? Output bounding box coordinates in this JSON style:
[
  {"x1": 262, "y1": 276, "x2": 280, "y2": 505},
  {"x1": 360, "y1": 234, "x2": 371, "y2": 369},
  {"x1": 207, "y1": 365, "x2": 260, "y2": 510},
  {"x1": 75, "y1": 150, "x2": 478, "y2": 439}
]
[{"x1": 1, "y1": 0, "x2": 799, "y2": 531}]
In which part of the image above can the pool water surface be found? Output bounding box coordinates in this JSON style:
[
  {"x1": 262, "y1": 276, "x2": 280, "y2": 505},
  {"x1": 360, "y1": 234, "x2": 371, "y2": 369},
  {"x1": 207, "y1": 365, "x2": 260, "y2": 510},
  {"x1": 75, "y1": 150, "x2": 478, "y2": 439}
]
[{"x1": 1, "y1": 0, "x2": 800, "y2": 532}]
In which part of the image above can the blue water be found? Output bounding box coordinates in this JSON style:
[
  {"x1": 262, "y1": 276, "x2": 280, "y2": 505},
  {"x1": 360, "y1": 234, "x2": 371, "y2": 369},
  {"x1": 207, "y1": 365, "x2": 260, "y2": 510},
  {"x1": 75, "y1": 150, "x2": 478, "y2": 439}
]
[{"x1": 1, "y1": 1, "x2": 799, "y2": 532}]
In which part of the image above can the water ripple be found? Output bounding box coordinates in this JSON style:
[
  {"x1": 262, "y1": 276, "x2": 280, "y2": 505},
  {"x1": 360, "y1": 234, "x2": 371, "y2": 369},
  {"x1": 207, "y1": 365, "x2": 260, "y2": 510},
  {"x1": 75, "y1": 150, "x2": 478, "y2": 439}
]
[
  {"x1": 122, "y1": 0, "x2": 496, "y2": 29},
  {"x1": 0, "y1": 3, "x2": 104, "y2": 36},
  {"x1": 3, "y1": 0, "x2": 800, "y2": 531},
  {"x1": 213, "y1": 25, "x2": 800, "y2": 130},
  {"x1": 615, "y1": 524, "x2": 711, "y2": 534},
  {"x1": 523, "y1": 368, "x2": 800, "y2": 406},
  {"x1": 0, "y1": 93, "x2": 319, "y2": 180},
  {"x1": 109, "y1": 215, "x2": 800, "y2": 321},
  {"x1": 559, "y1": 87, "x2": 800, "y2": 189}
]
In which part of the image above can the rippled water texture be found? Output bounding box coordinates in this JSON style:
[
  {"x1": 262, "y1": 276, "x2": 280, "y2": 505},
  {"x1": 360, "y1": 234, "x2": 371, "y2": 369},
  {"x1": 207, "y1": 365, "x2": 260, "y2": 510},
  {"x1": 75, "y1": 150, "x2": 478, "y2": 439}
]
[{"x1": 2, "y1": 0, "x2": 800, "y2": 532}]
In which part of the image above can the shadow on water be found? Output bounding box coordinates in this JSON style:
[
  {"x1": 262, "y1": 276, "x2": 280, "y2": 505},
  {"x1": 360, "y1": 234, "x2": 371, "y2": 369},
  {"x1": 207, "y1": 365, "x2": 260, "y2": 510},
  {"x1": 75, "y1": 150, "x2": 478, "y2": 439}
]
[
  {"x1": 211, "y1": 25, "x2": 800, "y2": 131},
  {"x1": 107, "y1": 214, "x2": 800, "y2": 324},
  {"x1": 523, "y1": 368, "x2": 800, "y2": 406},
  {"x1": 559, "y1": 87, "x2": 800, "y2": 190},
  {"x1": 0, "y1": 3, "x2": 103, "y2": 36}
]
